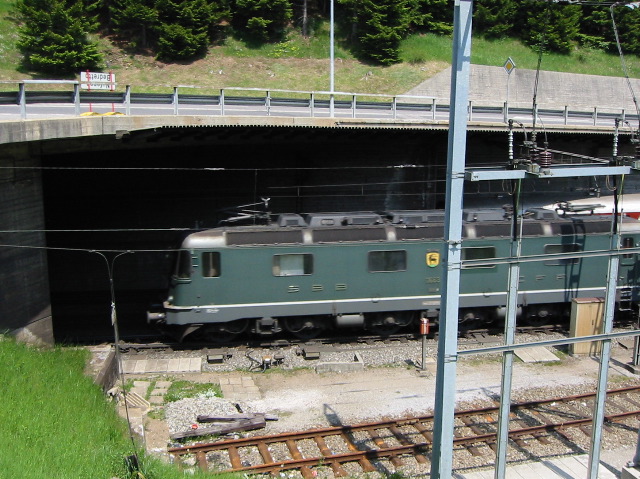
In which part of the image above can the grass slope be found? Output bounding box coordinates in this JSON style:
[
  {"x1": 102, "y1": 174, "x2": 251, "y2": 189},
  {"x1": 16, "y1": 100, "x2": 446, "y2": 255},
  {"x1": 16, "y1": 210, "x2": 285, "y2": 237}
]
[{"x1": 0, "y1": 337, "x2": 238, "y2": 479}]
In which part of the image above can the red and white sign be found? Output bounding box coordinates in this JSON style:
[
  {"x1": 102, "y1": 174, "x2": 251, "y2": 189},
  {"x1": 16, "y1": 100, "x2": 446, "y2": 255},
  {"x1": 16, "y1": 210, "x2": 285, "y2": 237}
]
[{"x1": 80, "y1": 71, "x2": 116, "y2": 90}]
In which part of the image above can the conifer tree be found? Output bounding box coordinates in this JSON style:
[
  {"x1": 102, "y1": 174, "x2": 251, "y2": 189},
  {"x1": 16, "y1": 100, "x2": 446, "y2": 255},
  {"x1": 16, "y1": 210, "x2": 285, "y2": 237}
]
[
  {"x1": 577, "y1": 4, "x2": 611, "y2": 49},
  {"x1": 15, "y1": 0, "x2": 102, "y2": 75},
  {"x1": 342, "y1": 0, "x2": 412, "y2": 65},
  {"x1": 110, "y1": 0, "x2": 158, "y2": 50},
  {"x1": 517, "y1": 2, "x2": 580, "y2": 54},
  {"x1": 155, "y1": 0, "x2": 228, "y2": 61},
  {"x1": 409, "y1": 0, "x2": 452, "y2": 35},
  {"x1": 610, "y1": 4, "x2": 640, "y2": 55},
  {"x1": 232, "y1": 0, "x2": 292, "y2": 42},
  {"x1": 474, "y1": 0, "x2": 516, "y2": 39}
]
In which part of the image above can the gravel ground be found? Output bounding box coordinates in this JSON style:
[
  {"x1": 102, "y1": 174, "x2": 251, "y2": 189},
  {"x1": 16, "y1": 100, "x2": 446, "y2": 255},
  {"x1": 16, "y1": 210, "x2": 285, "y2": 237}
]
[{"x1": 127, "y1": 331, "x2": 640, "y2": 478}]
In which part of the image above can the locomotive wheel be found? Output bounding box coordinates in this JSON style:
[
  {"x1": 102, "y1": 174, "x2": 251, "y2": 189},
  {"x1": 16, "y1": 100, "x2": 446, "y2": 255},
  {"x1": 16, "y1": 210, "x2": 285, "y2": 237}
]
[
  {"x1": 365, "y1": 312, "x2": 412, "y2": 336},
  {"x1": 202, "y1": 319, "x2": 249, "y2": 343},
  {"x1": 458, "y1": 309, "x2": 489, "y2": 331},
  {"x1": 283, "y1": 316, "x2": 323, "y2": 340},
  {"x1": 524, "y1": 306, "x2": 554, "y2": 327}
]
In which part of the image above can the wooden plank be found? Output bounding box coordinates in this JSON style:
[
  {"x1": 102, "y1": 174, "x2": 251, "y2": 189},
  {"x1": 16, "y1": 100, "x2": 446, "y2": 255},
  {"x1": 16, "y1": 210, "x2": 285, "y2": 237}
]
[
  {"x1": 197, "y1": 413, "x2": 278, "y2": 422},
  {"x1": 170, "y1": 417, "x2": 266, "y2": 440}
]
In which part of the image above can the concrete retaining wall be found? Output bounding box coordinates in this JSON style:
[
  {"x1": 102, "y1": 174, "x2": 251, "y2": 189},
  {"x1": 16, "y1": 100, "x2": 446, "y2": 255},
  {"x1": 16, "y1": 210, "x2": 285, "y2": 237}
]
[
  {"x1": 407, "y1": 65, "x2": 640, "y2": 111},
  {"x1": 0, "y1": 143, "x2": 53, "y2": 345}
]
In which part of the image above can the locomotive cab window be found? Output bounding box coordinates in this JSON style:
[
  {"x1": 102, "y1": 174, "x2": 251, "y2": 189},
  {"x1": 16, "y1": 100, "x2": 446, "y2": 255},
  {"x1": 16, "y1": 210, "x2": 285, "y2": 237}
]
[
  {"x1": 174, "y1": 250, "x2": 193, "y2": 280},
  {"x1": 544, "y1": 243, "x2": 581, "y2": 265},
  {"x1": 462, "y1": 246, "x2": 496, "y2": 269},
  {"x1": 368, "y1": 250, "x2": 407, "y2": 272},
  {"x1": 202, "y1": 252, "x2": 221, "y2": 277},
  {"x1": 273, "y1": 254, "x2": 313, "y2": 276}
]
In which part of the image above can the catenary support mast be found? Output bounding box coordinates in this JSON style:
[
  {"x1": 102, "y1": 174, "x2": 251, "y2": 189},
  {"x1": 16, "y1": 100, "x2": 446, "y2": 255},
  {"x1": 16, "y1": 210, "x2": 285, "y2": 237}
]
[{"x1": 430, "y1": 1, "x2": 473, "y2": 477}]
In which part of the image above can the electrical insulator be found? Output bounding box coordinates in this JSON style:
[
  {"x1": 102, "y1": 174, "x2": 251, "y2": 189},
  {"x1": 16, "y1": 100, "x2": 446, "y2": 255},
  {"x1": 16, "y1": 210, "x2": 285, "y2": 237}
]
[{"x1": 538, "y1": 149, "x2": 552, "y2": 168}]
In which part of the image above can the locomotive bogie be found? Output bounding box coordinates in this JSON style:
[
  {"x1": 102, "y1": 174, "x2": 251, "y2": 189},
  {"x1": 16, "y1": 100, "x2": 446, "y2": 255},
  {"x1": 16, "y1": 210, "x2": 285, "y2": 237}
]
[{"x1": 150, "y1": 209, "x2": 640, "y2": 341}]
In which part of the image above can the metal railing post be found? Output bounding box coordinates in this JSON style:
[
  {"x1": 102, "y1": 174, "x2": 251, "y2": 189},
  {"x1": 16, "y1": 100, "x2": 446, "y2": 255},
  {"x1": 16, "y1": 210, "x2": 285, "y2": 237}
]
[
  {"x1": 564, "y1": 105, "x2": 569, "y2": 125},
  {"x1": 621, "y1": 108, "x2": 626, "y2": 123},
  {"x1": 73, "y1": 83, "x2": 80, "y2": 116},
  {"x1": 125, "y1": 85, "x2": 131, "y2": 115},
  {"x1": 18, "y1": 82, "x2": 26, "y2": 119},
  {"x1": 392, "y1": 96, "x2": 397, "y2": 120},
  {"x1": 352, "y1": 95, "x2": 356, "y2": 119},
  {"x1": 310, "y1": 93, "x2": 314, "y2": 117},
  {"x1": 266, "y1": 90, "x2": 271, "y2": 116},
  {"x1": 432, "y1": 99, "x2": 437, "y2": 120},
  {"x1": 593, "y1": 106, "x2": 598, "y2": 126},
  {"x1": 220, "y1": 89, "x2": 225, "y2": 116},
  {"x1": 173, "y1": 87, "x2": 179, "y2": 115},
  {"x1": 468, "y1": 100, "x2": 473, "y2": 121},
  {"x1": 503, "y1": 101, "x2": 508, "y2": 124}
]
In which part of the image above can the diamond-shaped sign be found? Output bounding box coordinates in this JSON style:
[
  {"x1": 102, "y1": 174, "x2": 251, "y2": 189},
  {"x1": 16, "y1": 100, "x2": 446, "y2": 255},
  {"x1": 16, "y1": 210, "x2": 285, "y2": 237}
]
[{"x1": 503, "y1": 57, "x2": 516, "y2": 75}]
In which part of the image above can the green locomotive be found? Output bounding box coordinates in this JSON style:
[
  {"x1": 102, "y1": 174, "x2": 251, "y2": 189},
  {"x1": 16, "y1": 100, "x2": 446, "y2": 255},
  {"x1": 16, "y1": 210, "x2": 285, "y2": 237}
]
[{"x1": 147, "y1": 208, "x2": 640, "y2": 341}]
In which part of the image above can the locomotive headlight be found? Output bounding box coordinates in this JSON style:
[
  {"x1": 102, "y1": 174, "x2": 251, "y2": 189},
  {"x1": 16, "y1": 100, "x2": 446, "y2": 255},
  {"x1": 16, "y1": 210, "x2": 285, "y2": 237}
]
[{"x1": 167, "y1": 295, "x2": 174, "y2": 303}]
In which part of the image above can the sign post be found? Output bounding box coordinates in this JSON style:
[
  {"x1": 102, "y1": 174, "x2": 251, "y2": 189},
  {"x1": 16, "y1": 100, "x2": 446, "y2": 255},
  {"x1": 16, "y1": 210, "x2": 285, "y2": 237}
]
[
  {"x1": 80, "y1": 71, "x2": 117, "y2": 112},
  {"x1": 503, "y1": 57, "x2": 516, "y2": 122}
]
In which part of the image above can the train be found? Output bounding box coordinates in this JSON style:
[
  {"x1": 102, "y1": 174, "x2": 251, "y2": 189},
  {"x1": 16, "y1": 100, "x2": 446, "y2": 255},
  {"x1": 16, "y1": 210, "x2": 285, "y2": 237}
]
[{"x1": 147, "y1": 207, "x2": 640, "y2": 342}]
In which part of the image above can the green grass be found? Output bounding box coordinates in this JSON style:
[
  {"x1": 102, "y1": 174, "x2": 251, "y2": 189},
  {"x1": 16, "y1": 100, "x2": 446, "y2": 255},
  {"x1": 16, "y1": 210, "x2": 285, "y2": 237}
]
[
  {"x1": 0, "y1": 337, "x2": 239, "y2": 479},
  {"x1": 164, "y1": 380, "x2": 222, "y2": 403},
  {"x1": 400, "y1": 32, "x2": 640, "y2": 78},
  {"x1": 0, "y1": 0, "x2": 21, "y2": 75}
]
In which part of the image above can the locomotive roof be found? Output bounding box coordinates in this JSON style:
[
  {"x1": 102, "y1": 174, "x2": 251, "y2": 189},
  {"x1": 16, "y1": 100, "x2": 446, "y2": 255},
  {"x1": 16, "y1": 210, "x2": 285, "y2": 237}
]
[{"x1": 181, "y1": 208, "x2": 640, "y2": 249}]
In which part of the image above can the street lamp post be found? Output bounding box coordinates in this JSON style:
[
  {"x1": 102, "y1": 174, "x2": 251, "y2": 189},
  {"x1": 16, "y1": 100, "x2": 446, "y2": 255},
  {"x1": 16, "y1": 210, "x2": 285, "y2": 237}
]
[{"x1": 329, "y1": 0, "x2": 335, "y2": 116}]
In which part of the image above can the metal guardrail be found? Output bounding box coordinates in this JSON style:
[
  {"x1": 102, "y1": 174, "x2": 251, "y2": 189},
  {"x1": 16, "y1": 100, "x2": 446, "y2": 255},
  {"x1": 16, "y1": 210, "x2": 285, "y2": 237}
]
[{"x1": 0, "y1": 80, "x2": 637, "y2": 126}]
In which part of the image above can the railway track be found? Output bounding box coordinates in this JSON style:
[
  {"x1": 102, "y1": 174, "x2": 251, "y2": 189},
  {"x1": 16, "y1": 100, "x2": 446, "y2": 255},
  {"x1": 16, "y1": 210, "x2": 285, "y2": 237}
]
[
  {"x1": 167, "y1": 385, "x2": 640, "y2": 478},
  {"x1": 118, "y1": 324, "x2": 567, "y2": 353}
]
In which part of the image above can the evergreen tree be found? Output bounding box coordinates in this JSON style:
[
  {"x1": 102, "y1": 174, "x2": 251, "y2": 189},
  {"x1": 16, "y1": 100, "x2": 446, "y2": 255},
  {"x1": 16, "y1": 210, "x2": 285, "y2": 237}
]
[
  {"x1": 609, "y1": 4, "x2": 640, "y2": 55},
  {"x1": 409, "y1": 0, "x2": 452, "y2": 35},
  {"x1": 232, "y1": 0, "x2": 292, "y2": 42},
  {"x1": 517, "y1": 2, "x2": 580, "y2": 54},
  {"x1": 110, "y1": 0, "x2": 158, "y2": 50},
  {"x1": 155, "y1": 0, "x2": 228, "y2": 61},
  {"x1": 15, "y1": 0, "x2": 102, "y2": 75},
  {"x1": 577, "y1": 4, "x2": 611, "y2": 50},
  {"x1": 341, "y1": 0, "x2": 412, "y2": 65},
  {"x1": 474, "y1": 0, "x2": 516, "y2": 39}
]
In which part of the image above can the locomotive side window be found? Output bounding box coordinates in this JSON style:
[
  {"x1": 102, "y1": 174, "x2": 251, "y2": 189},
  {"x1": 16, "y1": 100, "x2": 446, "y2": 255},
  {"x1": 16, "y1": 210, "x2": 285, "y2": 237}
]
[
  {"x1": 273, "y1": 254, "x2": 313, "y2": 276},
  {"x1": 544, "y1": 243, "x2": 581, "y2": 265},
  {"x1": 368, "y1": 250, "x2": 407, "y2": 272},
  {"x1": 462, "y1": 246, "x2": 496, "y2": 269},
  {"x1": 175, "y1": 250, "x2": 193, "y2": 279},
  {"x1": 202, "y1": 252, "x2": 221, "y2": 277}
]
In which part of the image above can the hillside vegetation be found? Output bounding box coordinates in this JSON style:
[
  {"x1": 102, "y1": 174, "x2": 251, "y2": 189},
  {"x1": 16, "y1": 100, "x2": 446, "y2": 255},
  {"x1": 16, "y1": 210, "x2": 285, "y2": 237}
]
[
  {"x1": 0, "y1": 0, "x2": 639, "y2": 95},
  {"x1": 0, "y1": 337, "x2": 239, "y2": 479}
]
